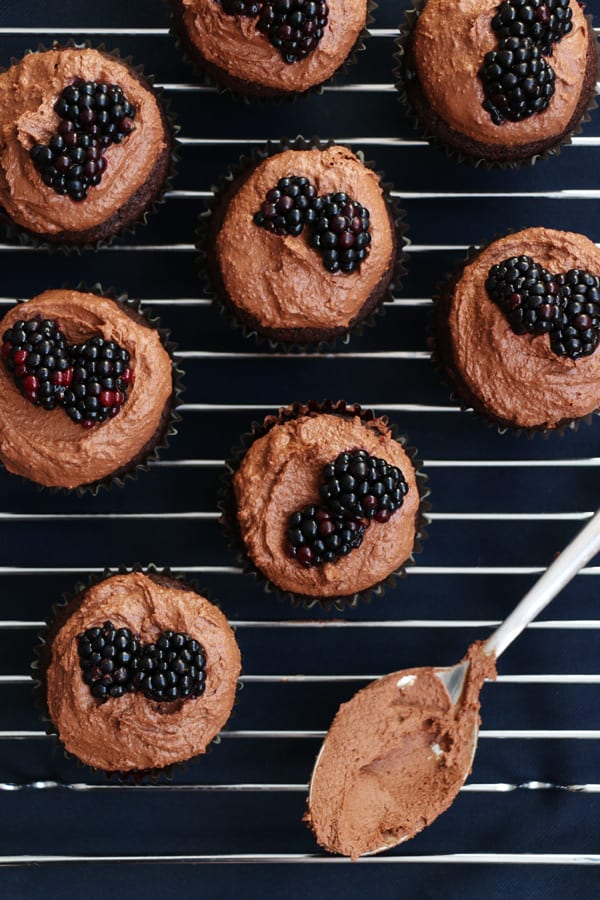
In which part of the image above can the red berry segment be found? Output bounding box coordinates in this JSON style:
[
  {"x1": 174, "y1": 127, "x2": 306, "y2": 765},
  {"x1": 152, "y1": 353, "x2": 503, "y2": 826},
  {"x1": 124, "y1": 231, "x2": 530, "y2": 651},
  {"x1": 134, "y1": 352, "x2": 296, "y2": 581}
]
[
  {"x1": 253, "y1": 176, "x2": 320, "y2": 237},
  {"x1": 286, "y1": 504, "x2": 367, "y2": 567},
  {"x1": 63, "y1": 335, "x2": 133, "y2": 428},
  {"x1": 2, "y1": 317, "x2": 72, "y2": 410},
  {"x1": 257, "y1": 0, "x2": 329, "y2": 64},
  {"x1": 479, "y1": 36, "x2": 555, "y2": 125},
  {"x1": 492, "y1": 0, "x2": 573, "y2": 56},
  {"x1": 29, "y1": 81, "x2": 136, "y2": 202}
]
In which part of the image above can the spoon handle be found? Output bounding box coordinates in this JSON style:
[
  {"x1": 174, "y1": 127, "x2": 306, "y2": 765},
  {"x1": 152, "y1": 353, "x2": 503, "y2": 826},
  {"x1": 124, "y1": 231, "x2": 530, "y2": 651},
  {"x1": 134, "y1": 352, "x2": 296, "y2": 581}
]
[{"x1": 485, "y1": 507, "x2": 600, "y2": 660}]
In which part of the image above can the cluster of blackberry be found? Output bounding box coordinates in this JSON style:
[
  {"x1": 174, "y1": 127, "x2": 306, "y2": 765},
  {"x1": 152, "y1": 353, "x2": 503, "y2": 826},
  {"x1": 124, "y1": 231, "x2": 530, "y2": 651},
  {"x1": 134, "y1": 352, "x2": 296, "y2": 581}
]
[
  {"x1": 479, "y1": 0, "x2": 573, "y2": 124},
  {"x1": 77, "y1": 622, "x2": 207, "y2": 704},
  {"x1": 486, "y1": 255, "x2": 600, "y2": 359},
  {"x1": 254, "y1": 176, "x2": 372, "y2": 275},
  {"x1": 219, "y1": 0, "x2": 329, "y2": 63},
  {"x1": 29, "y1": 80, "x2": 136, "y2": 202},
  {"x1": 1, "y1": 316, "x2": 133, "y2": 428},
  {"x1": 285, "y1": 449, "x2": 408, "y2": 568}
]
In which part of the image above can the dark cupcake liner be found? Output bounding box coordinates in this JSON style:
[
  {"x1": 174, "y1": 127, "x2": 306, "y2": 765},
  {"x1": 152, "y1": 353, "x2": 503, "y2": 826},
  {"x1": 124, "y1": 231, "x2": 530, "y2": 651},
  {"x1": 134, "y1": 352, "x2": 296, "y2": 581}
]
[
  {"x1": 167, "y1": 0, "x2": 376, "y2": 103},
  {"x1": 218, "y1": 399, "x2": 431, "y2": 611},
  {"x1": 393, "y1": 2, "x2": 599, "y2": 169},
  {"x1": 0, "y1": 282, "x2": 185, "y2": 494},
  {"x1": 31, "y1": 563, "x2": 243, "y2": 784},
  {"x1": 429, "y1": 234, "x2": 600, "y2": 438},
  {"x1": 0, "y1": 41, "x2": 180, "y2": 253},
  {"x1": 196, "y1": 135, "x2": 409, "y2": 352}
]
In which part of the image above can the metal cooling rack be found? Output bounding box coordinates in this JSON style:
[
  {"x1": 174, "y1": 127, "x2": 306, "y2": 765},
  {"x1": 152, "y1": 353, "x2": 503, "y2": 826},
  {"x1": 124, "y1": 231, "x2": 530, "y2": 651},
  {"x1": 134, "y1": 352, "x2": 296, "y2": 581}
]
[{"x1": 0, "y1": 1, "x2": 599, "y2": 897}]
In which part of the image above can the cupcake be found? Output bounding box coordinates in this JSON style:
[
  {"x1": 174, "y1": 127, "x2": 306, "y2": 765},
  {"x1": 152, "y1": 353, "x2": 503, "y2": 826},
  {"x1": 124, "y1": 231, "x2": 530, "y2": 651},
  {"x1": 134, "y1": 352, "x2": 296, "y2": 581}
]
[
  {"x1": 433, "y1": 227, "x2": 600, "y2": 432},
  {"x1": 0, "y1": 287, "x2": 179, "y2": 490},
  {"x1": 397, "y1": 0, "x2": 598, "y2": 165},
  {"x1": 40, "y1": 570, "x2": 241, "y2": 774},
  {"x1": 222, "y1": 401, "x2": 427, "y2": 606},
  {"x1": 204, "y1": 143, "x2": 401, "y2": 347},
  {"x1": 169, "y1": 0, "x2": 368, "y2": 99},
  {"x1": 0, "y1": 46, "x2": 175, "y2": 247}
]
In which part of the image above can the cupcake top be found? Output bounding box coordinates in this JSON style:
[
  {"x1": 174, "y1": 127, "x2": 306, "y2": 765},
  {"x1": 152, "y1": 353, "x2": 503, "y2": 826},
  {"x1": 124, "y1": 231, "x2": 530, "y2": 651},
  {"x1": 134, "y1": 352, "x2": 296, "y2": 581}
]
[
  {"x1": 176, "y1": 0, "x2": 367, "y2": 94},
  {"x1": 44, "y1": 572, "x2": 241, "y2": 772},
  {"x1": 232, "y1": 409, "x2": 421, "y2": 598},
  {"x1": 444, "y1": 227, "x2": 600, "y2": 429},
  {"x1": 411, "y1": 0, "x2": 591, "y2": 147},
  {"x1": 214, "y1": 146, "x2": 396, "y2": 336},
  {"x1": 0, "y1": 289, "x2": 174, "y2": 488},
  {"x1": 0, "y1": 47, "x2": 169, "y2": 236}
]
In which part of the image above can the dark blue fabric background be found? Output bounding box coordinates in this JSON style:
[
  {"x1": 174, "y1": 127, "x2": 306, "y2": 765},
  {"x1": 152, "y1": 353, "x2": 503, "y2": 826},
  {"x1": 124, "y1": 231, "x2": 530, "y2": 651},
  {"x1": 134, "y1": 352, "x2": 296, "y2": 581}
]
[{"x1": 0, "y1": 0, "x2": 599, "y2": 896}]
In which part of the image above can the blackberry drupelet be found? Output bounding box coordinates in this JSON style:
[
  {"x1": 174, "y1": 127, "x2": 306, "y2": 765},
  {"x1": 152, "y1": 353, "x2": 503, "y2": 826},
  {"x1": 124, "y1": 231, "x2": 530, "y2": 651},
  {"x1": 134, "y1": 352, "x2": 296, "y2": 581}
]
[
  {"x1": 320, "y1": 449, "x2": 408, "y2": 523},
  {"x1": 492, "y1": 0, "x2": 573, "y2": 56},
  {"x1": 220, "y1": 0, "x2": 262, "y2": 14},
  {"x1": 254, "y1": 175, "x2": 320, "y2": 237},
  {"x1": 486, "y1": 255, "x2": 562, "y2": 335},
  {"x1": 62, "y1": 335, "x2": 133, "y2": 428},
  {"x1": 285, "y1": 504, "x2": 367, "y2": 567},
  {"x1": 77, "y1": 620, "x2": 140, "y2": 701},
  {"x1": 551, "y1": 269, "x2": 600, "y2": 359},
  {"x1": 310, "y1": 192, "x2": 371, "y2": 274},
  {"x1": 133, "y1": 632, "x2": 207, "y2": 703},
  {"x1": 1, "y1": 317, "x2": 72, "y2": 409},
  {"x1": 29, "y1": 80, "x2": 136, "y2": 202},
  {"x1": 257, "y1": 0, "x2": 329, "y2": 64},
  {"x1": 479, "y1": 36, "x2": 555, "y2": 124}
]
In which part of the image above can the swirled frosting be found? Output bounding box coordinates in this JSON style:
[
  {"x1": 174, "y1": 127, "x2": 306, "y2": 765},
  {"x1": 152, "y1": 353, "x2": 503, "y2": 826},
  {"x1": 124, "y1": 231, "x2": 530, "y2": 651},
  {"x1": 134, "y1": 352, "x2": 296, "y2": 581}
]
[
  {"x1": 445, "y1": 228, "x2": 600, "y2": 428},
  {"x1": 45, "y1": 572, "x2": 241, "y2": 772},
  {"x1": 412, "y1": 0, "x2": 591, "y2": 146},
  {"x1": 0, "y1": 289, "x2": 174, "y2": 488},
  {"x1": 215, "y1": 146, "x2": 395, "y2": 332},
  {"x1": 0, "y1": 48, "x2": 168, "y2": 234},
  {"x1": 233, "y1": 411, "x2": 420, "y2": 597},
  {"x1": 179, "y1": 0, "x2": 367, "y2": 93}
]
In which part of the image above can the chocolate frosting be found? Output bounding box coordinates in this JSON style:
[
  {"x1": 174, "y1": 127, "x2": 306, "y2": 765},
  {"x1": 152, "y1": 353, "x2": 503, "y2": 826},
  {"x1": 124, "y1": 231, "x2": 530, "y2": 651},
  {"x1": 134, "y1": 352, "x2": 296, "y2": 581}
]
[
  {"x1": 446, "y1": 228, "x2": 600, "y2": 429},
  {"x1": 233, "y1": 411, "x2": 420, "y2": 597},
  {"x1": 45, "y1": 572, "x2": 241, "y2": 772},
  {"x1": 0, "y1": 48, "x2": 168, "y2": 234},
  {"x1": 413, "y1": 0, "x2": 590, "y2": 146},
  {"x1": 306, "y1": 641, "x2": 497, "y2": 858},
  {"x1": 216, "y1": 147, "x2": 395, "y2": 332},
  {"x1": 180, "y1": 0, "x2": 367, "y2": 92},
  {"x1": 0, "y1": 290, "x2": 173, "y2": 488}
]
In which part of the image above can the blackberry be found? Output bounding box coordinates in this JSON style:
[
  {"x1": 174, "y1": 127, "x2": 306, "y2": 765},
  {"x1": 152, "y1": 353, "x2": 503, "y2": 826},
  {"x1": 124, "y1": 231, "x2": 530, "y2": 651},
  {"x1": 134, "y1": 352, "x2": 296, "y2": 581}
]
[
  {"x1": 285, "y1": 504, "x2": 366, "y2": 567},
  {"x1": 77, "y1": 620, "x2": 140, "y2": 701},
  {"x1": 492, "y1": 0, "x2": 573, "y2": 56},
  {"x1": 62, "y1": 335, "x2": 133, "y2": 428},
  {"x1": 310, "y1": 192, "x2": 371, "y2": 274},
  {"x1": 220, "y1": 0, "x2": 262, "y2": 14},
  {"x1": 486, "y1": 255, "x2": 562, "y2": 335},
  {"x1": 1, "y1": 317, "x2": 72, "y2": 409},
  {"x1": 257, "y1": 0, "x2": 329, "y2": 64},
  {"x1": 320, "y1": 450, "x2": 408, "y2": 524},
  {"x1": 254, "y1": 175, "x2": 320, "y2": 237},
  {"x1": 133, "y1": 632, "x2": 207, "y2": 703},
  {"x1": 551, "y1": 269, "x2": 600, "y2": 359},
  {"x1": 479, "y1": 36, "x2": 555, "y2": 124},
  {"x1": 29, "y1": 80, "x2": 136, "y2": 202}
]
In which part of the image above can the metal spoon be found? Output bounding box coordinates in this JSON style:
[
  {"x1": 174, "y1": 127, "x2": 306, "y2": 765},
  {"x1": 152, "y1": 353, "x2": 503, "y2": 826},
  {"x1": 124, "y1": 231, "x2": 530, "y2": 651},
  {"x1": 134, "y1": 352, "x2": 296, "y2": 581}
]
[{"x1": 307, "y1": 507, "x2": 600, "y2": 858}]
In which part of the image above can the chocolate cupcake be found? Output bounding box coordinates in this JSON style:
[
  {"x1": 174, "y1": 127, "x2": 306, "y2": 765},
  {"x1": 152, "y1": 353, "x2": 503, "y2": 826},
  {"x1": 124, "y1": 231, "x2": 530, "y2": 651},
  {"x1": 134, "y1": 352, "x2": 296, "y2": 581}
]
[
  {"x1": 433, "y1": 227, "x2": 600, "y2": 432},
  {"x1": 0, "y1": 287, "x2": 180, "y2": 491},
  {"x1": 397, "y1": 0, "x2": 598, "y2": 166},
  {"x1": 203, "y1": 143, "x2": 402, "y2": 347},
  {"x1": 169, "y1": 0, "x2": 369, "y2": 99},
  {"x1": 0, "y1": 46, "x2": 175, "y2": 248},
  {"x1": 39, "y1": 570, "x2": 241, "y2": 774},
  {"x1": 222, "y1": 401, "x2": 428, "y2": 607}
]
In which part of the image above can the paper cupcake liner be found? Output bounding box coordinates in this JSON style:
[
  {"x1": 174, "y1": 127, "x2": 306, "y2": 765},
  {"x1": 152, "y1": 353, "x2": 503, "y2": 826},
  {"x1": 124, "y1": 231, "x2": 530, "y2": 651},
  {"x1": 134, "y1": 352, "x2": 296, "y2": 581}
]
[
  {"x1": 32, "y1": 563, "x2": 243, "y2": 784},
  {"x1": 218, "y1": 399, "x2": 431, "y2": 611},
  {"x1": 394, "y1": 2, "x2": 599, "y2": 170},
  {"x1": 167, "y1": 0, "x2": 376, "y2": 103},
  {"x1": 196, "y1": 135, "x2": 409, "y2": 352},
  {"x1": 429, "y1": 235, "x2": 600, "y2": 438},
  {"x1": 0, "y1": 283, "x2": 185, "y2": 495},
  {"x1": 0, "y1": 41, "x2": 180, "y2": 253}
]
